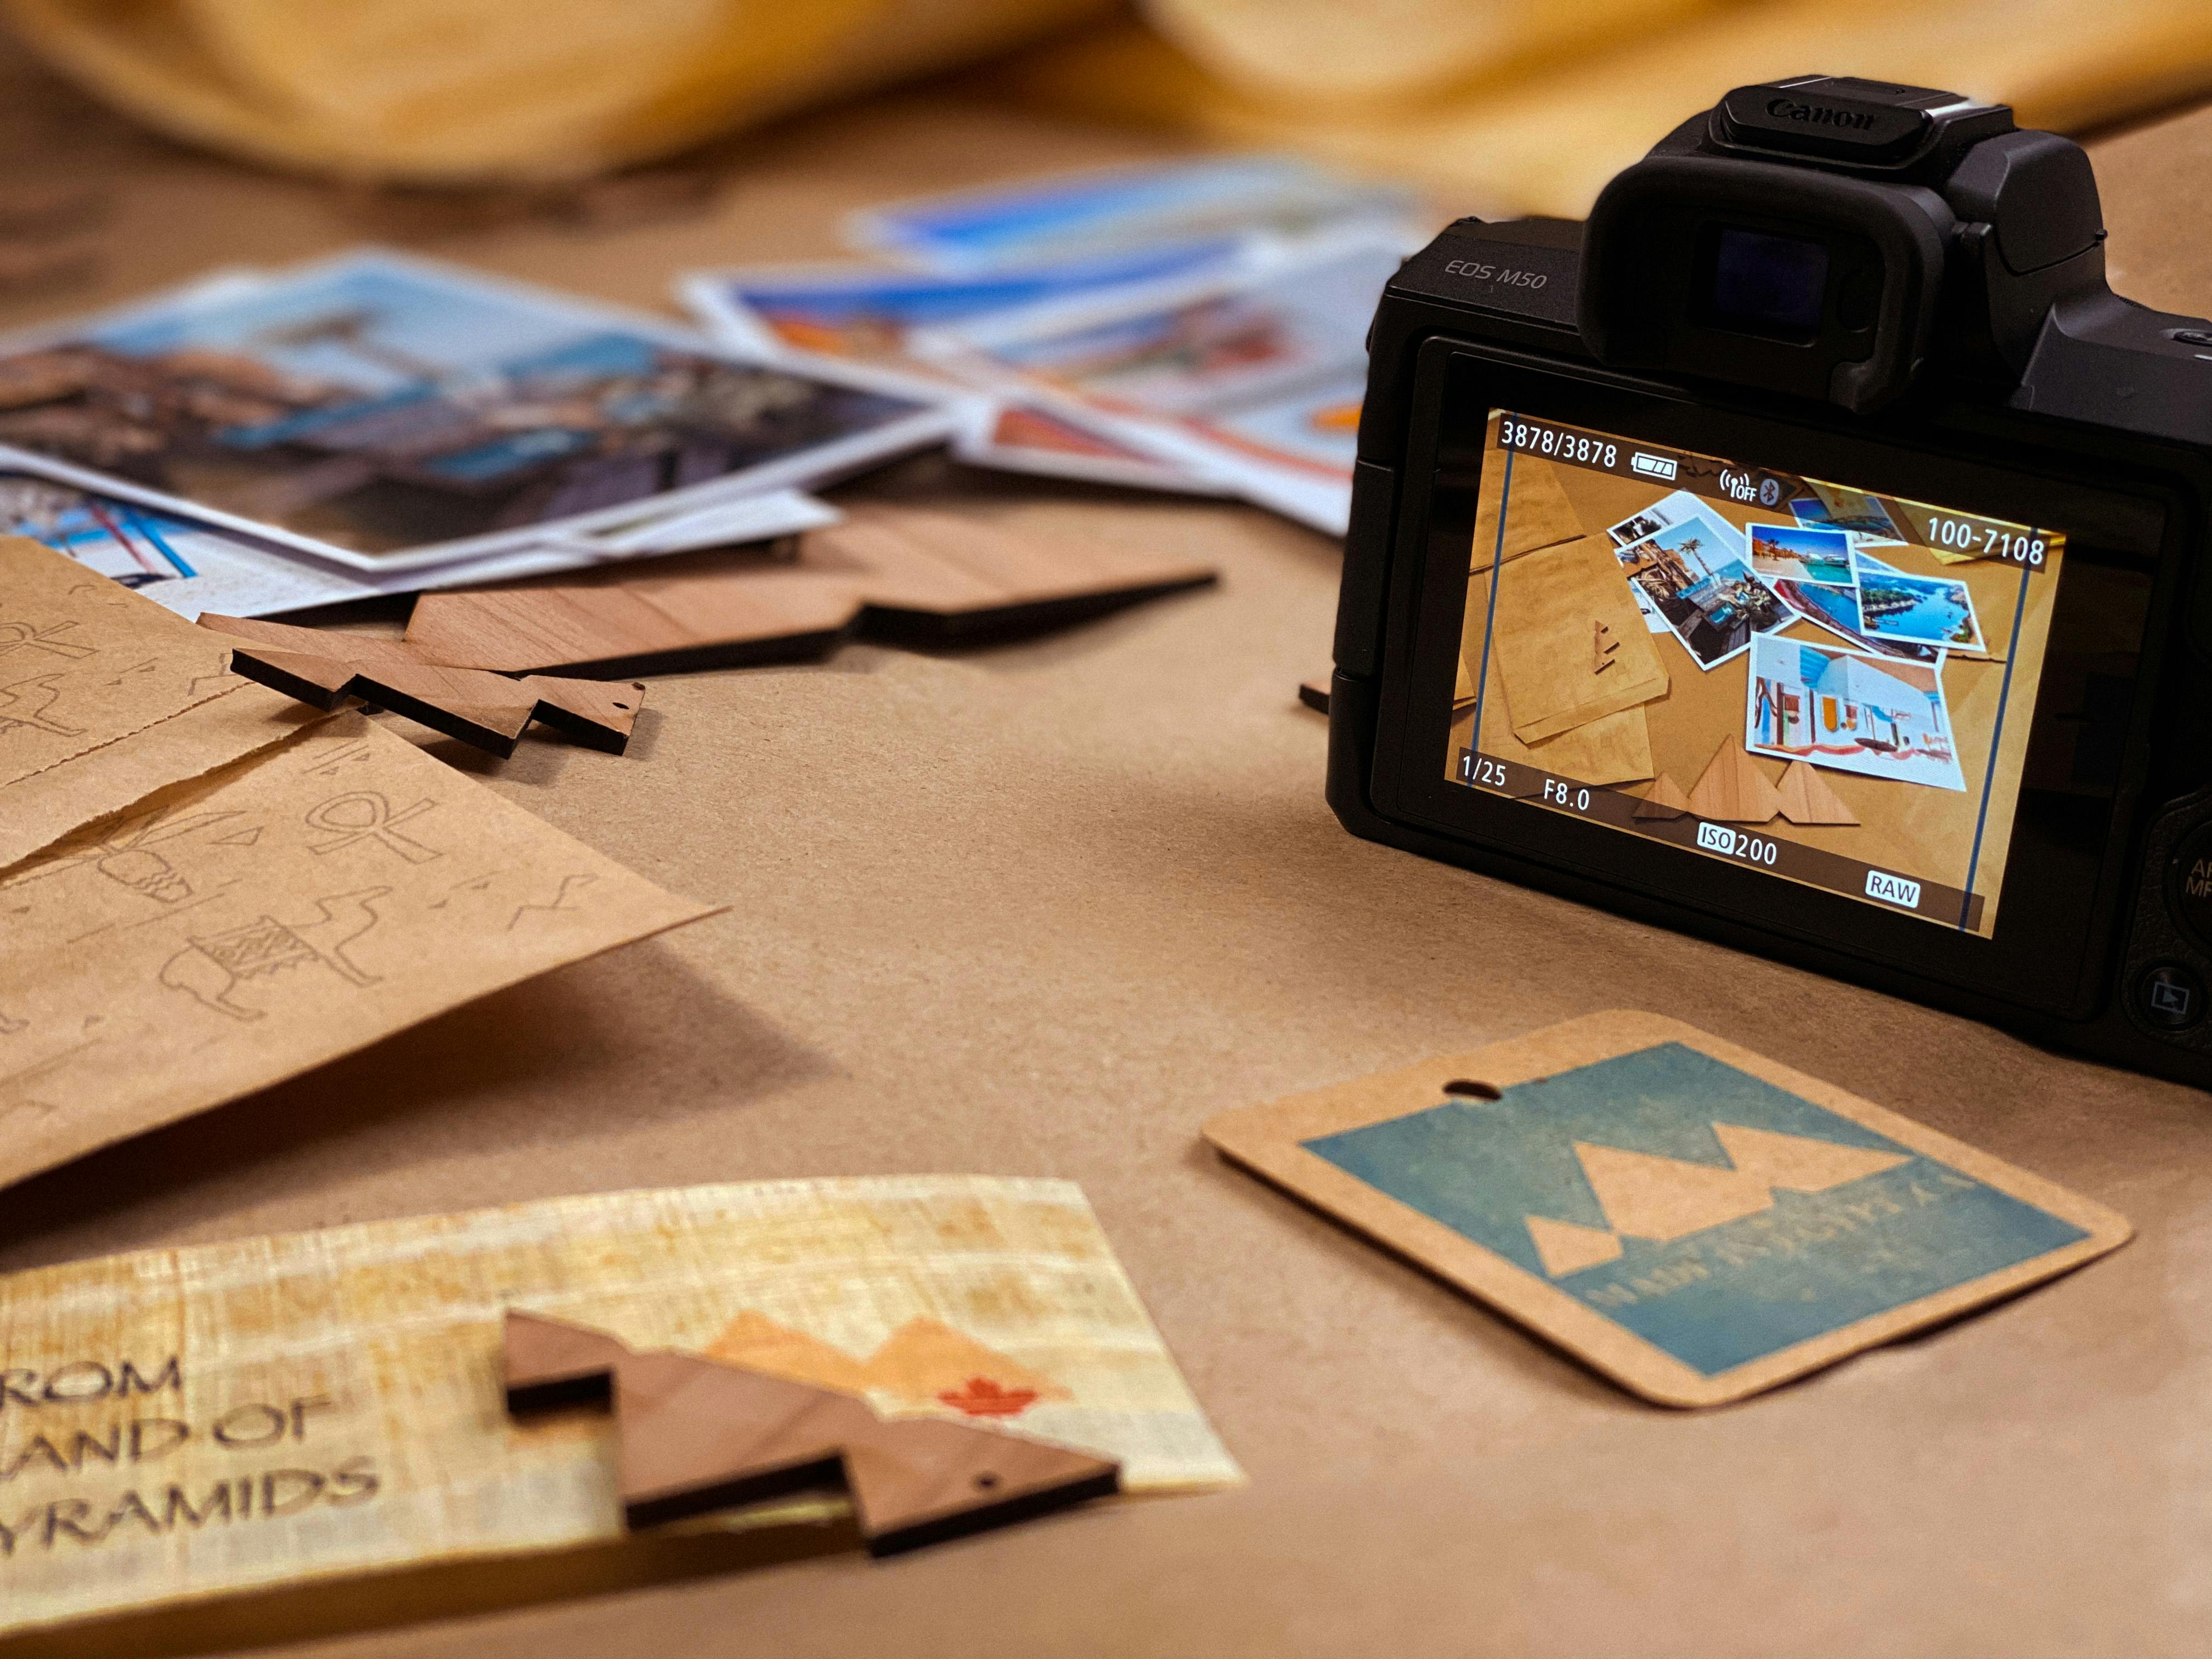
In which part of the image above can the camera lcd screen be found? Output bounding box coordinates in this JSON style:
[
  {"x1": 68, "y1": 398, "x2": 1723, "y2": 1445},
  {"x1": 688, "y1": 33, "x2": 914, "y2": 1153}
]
[
  {"x1": 1706, "y1": 227, "x2": 1829, "y2": 336},
  {"x1": 1444, "y1": 411, "x2": 2067, "y2": 939}
]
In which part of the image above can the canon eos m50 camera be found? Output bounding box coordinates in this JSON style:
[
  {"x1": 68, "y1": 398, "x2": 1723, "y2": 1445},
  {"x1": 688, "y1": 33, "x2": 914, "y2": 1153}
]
[{"x1": 1333, "y1": 75, "x2": 2212, "y2": 1086}]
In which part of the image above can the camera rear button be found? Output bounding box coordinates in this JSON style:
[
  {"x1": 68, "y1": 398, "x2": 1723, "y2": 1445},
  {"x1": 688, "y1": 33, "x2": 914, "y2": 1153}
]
[{"x1": 2138, "y1": 963, "x2": 2206, "y2": 1032}]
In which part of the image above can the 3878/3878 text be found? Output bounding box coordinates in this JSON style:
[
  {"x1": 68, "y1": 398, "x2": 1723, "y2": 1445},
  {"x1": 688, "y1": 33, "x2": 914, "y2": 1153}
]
[{"x1": 1498, "y1": 418, "x2": 1617, "y2": 471}]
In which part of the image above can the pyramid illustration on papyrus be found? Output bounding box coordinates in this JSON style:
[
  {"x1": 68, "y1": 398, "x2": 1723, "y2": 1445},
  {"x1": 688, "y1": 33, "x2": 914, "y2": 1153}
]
[
  {"x1": 702, "y1": 1310, "x2": 872, "y2": 1393},
  {"x1": 1522, "y1": 1122, "x2": 1911, "y2": 1274},
  {"x1": 703, "y1": 1311, "x2": 1071, "y2": 1414},
  {"x1": 864, "y1": 1319, "x2": 1073, "y2": 1408}
]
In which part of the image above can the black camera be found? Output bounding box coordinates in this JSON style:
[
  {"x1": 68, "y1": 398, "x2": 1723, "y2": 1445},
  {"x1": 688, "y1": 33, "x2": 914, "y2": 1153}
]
[{"x1": 1331, "y1": 75, "x2": 2212, "y2": 1087}]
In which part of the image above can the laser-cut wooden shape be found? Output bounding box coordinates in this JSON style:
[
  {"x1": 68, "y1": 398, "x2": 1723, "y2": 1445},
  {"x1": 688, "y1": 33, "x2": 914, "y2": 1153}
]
[
  {"x1": 1592, "y1": 619, "x2": 1621, "y2": 676},
  {"x1": 200, "y1": 614, "x2": 644, "y2": 759},
  {"x1": 502, "y1": 1312, "x2": 1121, "y2": 1556},
  {"x1": 1686, "y1": 736, "x2": 1782, "y2": 823},
  {"x1": 1775, "y1": 759, "x2": 1860, "y2": 826},
  {"x1": 401, "y1": 503, "x2": 1218, "y2": 676},
  {"x1": 1633, "y1": 773, "x2": 1691, "y2": 819}
]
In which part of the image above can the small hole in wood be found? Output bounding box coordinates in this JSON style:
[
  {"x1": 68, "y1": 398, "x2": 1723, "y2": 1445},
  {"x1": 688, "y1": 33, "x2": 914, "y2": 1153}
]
[
  {"x1": 612, "y1": 702, "x2": 631, "y2": 710},
  {"x1": 974, "y1": 1472, "x2": 1000, "y2": 1489},
  {"x1": 1442, "y1": 1079, "x2": 1501, "y2": 1101}
]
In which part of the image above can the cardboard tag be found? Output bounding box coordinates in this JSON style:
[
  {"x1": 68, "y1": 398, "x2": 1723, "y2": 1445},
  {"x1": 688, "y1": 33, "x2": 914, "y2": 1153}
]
[
  {"x1": 0, "y1": 1178, "x2": 1240, "y2": 1641},
  {"x1": 1203, "y1": 1011, "x2": 2130, "y2": 1406}
]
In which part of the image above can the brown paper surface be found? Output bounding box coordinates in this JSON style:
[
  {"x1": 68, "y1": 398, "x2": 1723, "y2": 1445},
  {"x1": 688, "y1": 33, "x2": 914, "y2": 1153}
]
[
  {"x1": 0, "y1": 1177, "x2": 1239, "y2": 1639},
  {"x1": 0, "y1": 58, "x2": 2202, "y2": 1659},
  {"x1": 0, "y1": 712, "x2": 718, "y2": 1190},
  {"x1": 0, "y1": 538, "x2": 320, "y2": 873}
]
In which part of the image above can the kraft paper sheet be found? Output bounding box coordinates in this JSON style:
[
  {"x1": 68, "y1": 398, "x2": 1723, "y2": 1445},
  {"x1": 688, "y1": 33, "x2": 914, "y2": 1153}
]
[
  {"x1": 0, "y1": 537, "x2": 319, "y2": 875},
  {"x1": 0, "y1": 710, "x2": 719, "y2": 1190}
]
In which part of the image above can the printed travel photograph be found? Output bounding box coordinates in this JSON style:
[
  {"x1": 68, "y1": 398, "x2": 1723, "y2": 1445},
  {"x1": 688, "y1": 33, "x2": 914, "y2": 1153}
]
[
  {"x1": 0, "y1": 468, "x2": 245, "y2": 588},
  {"x1": 0, "y1": 252, "x2": 947, "y2": 569},
  {"x1": 1854, "y1": 560, "x2": 1988, "y2": 652},
  {"x1": 847, "y1": 155, "x2": 1415, "y2": 270},
  {"x1": 1769, "y1": 575, "x2": 1939, "y2": 663},
  {"x1": 938, "y1": 241, "x2": 1396, "y2": 423},
  {"x1": 1615, "y1": 511, "x2": 1791, "y2": 671},
  {"x1": 1605, "y1": 487, "x2": 1701, "y2": 547},
  {"x1": 681, "y1": 242, "x2": 1249, "y2": 367},
  {"x1": 1796, "y1": 482, "x2": 1908, "y2": 544},
  {"x1": 1747, "y1": 520, "x2": 1854, "y2": 586},
  {"x1": 1745, "y1": 635, "x2": 1967, "y2": 792}
]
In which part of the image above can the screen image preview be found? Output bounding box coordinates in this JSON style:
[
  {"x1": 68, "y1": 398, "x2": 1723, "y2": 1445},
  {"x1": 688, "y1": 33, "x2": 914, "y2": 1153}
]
[{"x1": 1447, "y1": 411, "x2": 2063, "y2": 937}]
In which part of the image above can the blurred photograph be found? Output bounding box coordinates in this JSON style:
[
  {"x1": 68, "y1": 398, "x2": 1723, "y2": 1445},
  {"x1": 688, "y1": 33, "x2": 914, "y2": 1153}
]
[{"x1": 0, "y1": 253, "x2": 946, "y2": 568}]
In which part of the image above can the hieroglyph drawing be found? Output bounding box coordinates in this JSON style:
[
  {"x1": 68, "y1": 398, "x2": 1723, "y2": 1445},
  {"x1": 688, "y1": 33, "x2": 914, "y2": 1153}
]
[
  {"x1": 159, "y1": 887, "x2": 392, "y2": 1023},
  {"x1": 431, "y1": 871, "x2": 504, "y2": 911},
  {"x1": 305, "y1": 793, "x2": 441, "y2": 864},
  {"x1": 0, "y1": 805, "x2": 243, "y2": 903},
  {"x1": 507, "y1": 873, "x2": 597, "y2": 930},
  {"x1": 301, "y1": 738, "x2": 378, "y2": 780},
  {"x1": 0, "y1": 618, "x2": 94, "y2": 664},
  {"x1": 0, "y1": 673, "x2": 82, "y2": 739}
]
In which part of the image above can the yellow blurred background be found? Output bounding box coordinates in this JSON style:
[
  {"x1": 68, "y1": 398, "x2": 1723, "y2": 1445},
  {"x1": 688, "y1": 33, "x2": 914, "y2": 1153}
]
[{"x1": 7, "y1": 0, "x2": 2212, "y2": 215}]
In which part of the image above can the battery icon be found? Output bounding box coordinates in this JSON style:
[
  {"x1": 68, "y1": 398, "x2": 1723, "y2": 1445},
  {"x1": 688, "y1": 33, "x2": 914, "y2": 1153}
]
[{"x1": 1631, "y1": 452, "x2": 1678, "y2": 481}]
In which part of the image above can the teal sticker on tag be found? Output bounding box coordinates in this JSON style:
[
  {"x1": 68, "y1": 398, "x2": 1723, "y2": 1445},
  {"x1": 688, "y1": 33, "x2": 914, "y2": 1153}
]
[{"x1": 1301, "y1": 1041, "x2": 2089, "y2": 1377}]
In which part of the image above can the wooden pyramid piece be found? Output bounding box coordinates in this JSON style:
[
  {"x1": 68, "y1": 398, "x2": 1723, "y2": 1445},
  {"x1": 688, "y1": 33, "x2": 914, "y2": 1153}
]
[
  {"x1": 503, "y1": 1312, "x2": 1120, "y2": 1556},
  {"x1": 1775, "y1": 760, "x2": 1859, "y2": 826},
  {"x1": 1686, "y1": 736, "x2": 1781, "y2": 823},
  {"x1": 201, "y1": 614, "x2": 645, "y2": 759},
  {"x1": 1633, "y1": 773, "x2": 1691, "y2": 820},
  {"x1": 403, "y1": 503, "x2": 1218, "y2": 676}
]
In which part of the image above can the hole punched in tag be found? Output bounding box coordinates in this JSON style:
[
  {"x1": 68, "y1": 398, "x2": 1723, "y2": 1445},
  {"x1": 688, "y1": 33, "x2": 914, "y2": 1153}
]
[{"x1": 1442, "y1": 1079, "x2": 1502, "y2": 1101}]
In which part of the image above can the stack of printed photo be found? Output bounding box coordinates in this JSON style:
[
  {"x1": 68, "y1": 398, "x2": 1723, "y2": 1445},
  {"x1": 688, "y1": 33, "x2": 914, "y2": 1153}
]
[
  {"x1": 681, "y1": 154, "x2": 1424, "y2": 538},
  {"x1": 6, "y1": 157, "x2": 1419, "y2": 618},
  {"x1": 1605, "y1": 487, "x2": 1988, "y2": 671},
  {"x1": 0, "y1": 254, "x2": 934, "y2": 620},
  {"x1": 1599, "y1": 486, "x2": 1988, "y2": 796}
]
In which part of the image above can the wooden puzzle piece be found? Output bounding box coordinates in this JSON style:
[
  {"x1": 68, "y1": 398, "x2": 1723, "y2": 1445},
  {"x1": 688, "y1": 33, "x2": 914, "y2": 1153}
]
[
  {"x1": 1633, "y1": 773, "x2": 1691, "y2": 819},
  {"x1": 1775, "y1": 759, "x2": 1860, "y2": 826},
  {"x1": 503, "y1": 1311, "x2": 1120, "y2": 1556},
  {"x1": 400, "y1": 503, "x2": 1218, "y2": 675},
  {"x1": 1686, "y1": 735, "x2": 1782, "y2": 823},
  {"x1": 1592, "y1": 619, "x2": 1619, "y2": 675},
  {"x1": 200, "y1": 614, "x2": 644, "y2": 759}
]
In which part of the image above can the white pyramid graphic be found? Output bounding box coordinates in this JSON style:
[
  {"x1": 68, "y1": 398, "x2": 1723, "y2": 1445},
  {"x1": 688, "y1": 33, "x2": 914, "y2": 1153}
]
[
  {"x1": 1710, "y1": 1122, "x2": 1908, "y2": 1192},
  {"x1": 1522, "y1": 1122, "x2": 1913, "y2": 1272},
  {"x1": 1574, "y1": 1142, "x2": 1773, "y2": 1242},
  {"x1": 1525, "y1": 1214, "x2": 1624, "y2": 1277}
]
